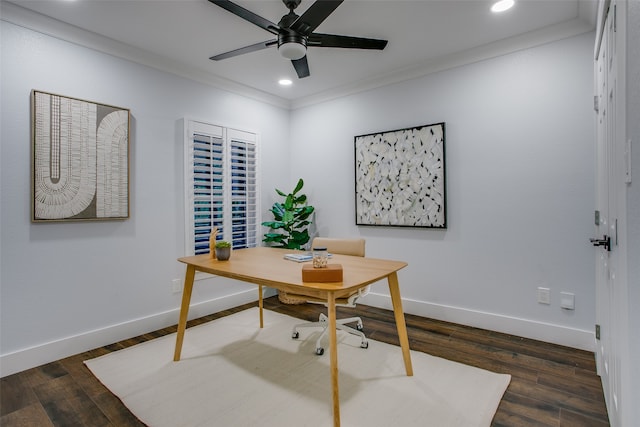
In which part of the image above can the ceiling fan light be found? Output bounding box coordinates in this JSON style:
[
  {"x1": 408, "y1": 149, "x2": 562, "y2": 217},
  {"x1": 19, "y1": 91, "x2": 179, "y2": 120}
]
[{"x1": 279, "y1": 42, "x2": 306, "y2": 60}]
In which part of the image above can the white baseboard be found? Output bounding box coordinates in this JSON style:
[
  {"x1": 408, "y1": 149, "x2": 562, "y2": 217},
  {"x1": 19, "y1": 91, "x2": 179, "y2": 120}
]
[
  {"x1": 0, "y1": 289, "x2": 274, "y2": 378},
  {"x1": 361, "y1": 292, "x2": 596, "y2": 352},
  {"x1": 2, "y1": 288, "x2": 593, "y2": 377}
]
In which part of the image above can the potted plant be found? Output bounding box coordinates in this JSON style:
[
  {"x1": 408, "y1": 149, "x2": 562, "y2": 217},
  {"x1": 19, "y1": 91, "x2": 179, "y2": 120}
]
[
  {"x1": 215, "y1": 240, "x2": 232, "y2": 261},
  {"x1": 262, "y1": 178, "x2": 315, "y2": 305},
  {"x1": 262, "y1": 178, "x2": 315, "y2": 250}
]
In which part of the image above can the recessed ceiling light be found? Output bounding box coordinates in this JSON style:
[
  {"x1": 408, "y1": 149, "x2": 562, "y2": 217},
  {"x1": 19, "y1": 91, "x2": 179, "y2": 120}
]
[
  {"x1": 278, "y1": 79, "x2": 293, "y2": 86},
  {"x1": 491, "y1": 0, "x2": 514, "y2": 13}
]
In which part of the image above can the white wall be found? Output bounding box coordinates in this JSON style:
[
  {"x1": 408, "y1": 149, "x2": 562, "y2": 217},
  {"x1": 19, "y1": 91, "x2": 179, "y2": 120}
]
[
  {"x1": 290, "y1": 32, "x2": 596, "y2": 350},
  {"x1": 0, "y1": 21, "x2": 290, "y2": 376}
]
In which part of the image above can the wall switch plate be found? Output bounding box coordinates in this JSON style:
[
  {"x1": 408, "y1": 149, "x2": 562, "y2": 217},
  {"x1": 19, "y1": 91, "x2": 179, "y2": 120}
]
[
  {"x1": 537, "y1": 287, "x2": 550, "y2": 305},
  {"x1": 560, "y1": 292, "x2": 575, "y2": 310},
  {"x1": 172, "y1": 278, "x2": 182, "y2": 294}
]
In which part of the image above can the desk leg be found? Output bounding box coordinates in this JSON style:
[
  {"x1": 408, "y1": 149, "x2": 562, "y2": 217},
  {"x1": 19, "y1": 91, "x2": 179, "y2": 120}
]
[
  {"x1": 173, "y1": 265, "x2": 195, "y2": 361},
  {"x1": 258, "y1": 285, "x2": 264, "y2": 328},
  {"x1": 328, "y1": 293, "x2": 340, "y2": 427},
  {"x1": 388, "y1": 272, "x2": 413, "y2": 376}
]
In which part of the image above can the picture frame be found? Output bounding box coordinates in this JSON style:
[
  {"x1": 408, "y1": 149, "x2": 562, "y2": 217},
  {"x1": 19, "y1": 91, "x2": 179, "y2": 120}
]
[
  {"x1": 354, "y1": 122, "x2": 446, "y2": 228},
  {"x1": 31, "y1": 90, "x2": 130, "y2": 222}
]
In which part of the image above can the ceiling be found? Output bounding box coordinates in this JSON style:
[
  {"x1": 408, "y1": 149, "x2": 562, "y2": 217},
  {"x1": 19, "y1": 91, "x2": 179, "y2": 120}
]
[{"x1": 3, "y1": 0, "x2": 597, "y2": 108}]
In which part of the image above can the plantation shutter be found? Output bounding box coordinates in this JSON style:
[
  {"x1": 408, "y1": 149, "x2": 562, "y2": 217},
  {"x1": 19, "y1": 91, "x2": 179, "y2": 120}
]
[
  {"x1": 228, "y1": 129, "x2": 258, "y2": 249},
  {"x1": 185, "y1": 120, "x2": 259, "y2": 256}
]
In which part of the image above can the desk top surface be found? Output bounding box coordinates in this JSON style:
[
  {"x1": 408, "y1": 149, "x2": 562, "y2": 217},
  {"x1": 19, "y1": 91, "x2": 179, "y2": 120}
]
[{"x1": 178, "y1": 247, "x2": 407, "y2": 297}]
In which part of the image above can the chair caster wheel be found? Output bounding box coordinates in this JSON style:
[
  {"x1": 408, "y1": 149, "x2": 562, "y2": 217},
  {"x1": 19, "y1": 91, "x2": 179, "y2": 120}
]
[
  {"x1": 361, "y1": 341, "x2": 369, "y2": 349},
  {"x1": 292, "y1": 331, "x2": 299, "y2": 339},
  {"x1": 316, "y1": 347, "x2": 324, "y2": 356}
]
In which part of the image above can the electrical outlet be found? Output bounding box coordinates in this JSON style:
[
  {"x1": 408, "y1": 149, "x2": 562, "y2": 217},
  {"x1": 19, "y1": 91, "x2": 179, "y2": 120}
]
[
  {"x1": 537, "y1": 287, "x2": 550, "y2": 305},
  {"x1": 172, "y1": 278, "x2": 182, "y2": 294}
]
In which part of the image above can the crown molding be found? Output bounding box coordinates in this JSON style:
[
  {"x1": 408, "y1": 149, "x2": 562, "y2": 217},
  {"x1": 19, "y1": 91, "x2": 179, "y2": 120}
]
[
  {"x1": 291, "y1": 16, "x2": 595, "y2": 110},
  {"x1": 0, "y1": 1, "x2": 291, "y2": 110},
  {"x1": 2, "y1": 1, "x2": 596, "y2": 112}
]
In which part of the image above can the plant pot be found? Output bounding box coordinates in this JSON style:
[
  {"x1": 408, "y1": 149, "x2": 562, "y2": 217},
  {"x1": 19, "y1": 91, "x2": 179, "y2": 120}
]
[{"x1": 215, "y1": 247, "x2": 231, "y2": 261}]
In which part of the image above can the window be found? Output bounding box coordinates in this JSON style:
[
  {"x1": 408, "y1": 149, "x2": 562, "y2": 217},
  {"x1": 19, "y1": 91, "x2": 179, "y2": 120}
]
[{"x1": 184, "y1": 119, "x2": 259, "y2": 256}]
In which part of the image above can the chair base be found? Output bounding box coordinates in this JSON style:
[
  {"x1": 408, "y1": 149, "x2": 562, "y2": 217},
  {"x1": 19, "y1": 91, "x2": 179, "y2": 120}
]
[{"x1": 292, "y1": 313, "x2": 369, "y2": 355}]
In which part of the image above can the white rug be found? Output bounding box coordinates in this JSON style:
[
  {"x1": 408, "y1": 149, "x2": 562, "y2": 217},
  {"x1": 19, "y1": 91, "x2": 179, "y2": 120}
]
[{"x1": 85, "y1": 308, "x2": 510, "y2": 427}]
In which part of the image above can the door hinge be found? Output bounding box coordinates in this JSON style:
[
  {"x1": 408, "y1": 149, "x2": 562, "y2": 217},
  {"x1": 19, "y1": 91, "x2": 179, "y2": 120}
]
[
  {"x1": 625, "y1": 139, "x2": 632, "y2": 183},
  {"x1": 594, "y1": 95, "x2": 599, "y2": 112},
  {"x1": 596, "y1": 324, "x2": 601, "y2": 340},
  {"x1": 614, "y1": 4, "x2": 617, "y2": 32}
]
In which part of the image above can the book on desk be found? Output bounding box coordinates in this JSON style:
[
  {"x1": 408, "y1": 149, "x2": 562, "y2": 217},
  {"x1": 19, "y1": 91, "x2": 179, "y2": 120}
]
[{"x1": 283, "y1": 253, "x2": 332, "y2": 262}]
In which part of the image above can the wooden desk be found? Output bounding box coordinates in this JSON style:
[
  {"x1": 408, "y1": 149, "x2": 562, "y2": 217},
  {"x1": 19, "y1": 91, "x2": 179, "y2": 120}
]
[{"x1": 175, "y1": 247, "x2": 412, "y2": 427}]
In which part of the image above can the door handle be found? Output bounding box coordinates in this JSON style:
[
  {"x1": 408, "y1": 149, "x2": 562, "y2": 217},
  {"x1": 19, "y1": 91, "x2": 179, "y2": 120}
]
[{"x1": 590, "y1": 235, "x2": 611, "y2": 251}]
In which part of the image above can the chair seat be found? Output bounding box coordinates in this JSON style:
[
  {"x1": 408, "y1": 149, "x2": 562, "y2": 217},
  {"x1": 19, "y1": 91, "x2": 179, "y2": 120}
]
[{"x1": 281, "y1": 293, "x2": 354, "y2": 306}]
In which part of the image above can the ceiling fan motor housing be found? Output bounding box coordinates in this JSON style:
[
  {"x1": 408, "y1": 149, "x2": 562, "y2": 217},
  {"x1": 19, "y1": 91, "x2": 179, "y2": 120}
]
[
  {"x1": 278, "y1": 33, "x2": 307, "y2": 60},
  {"x1": 283, "y1": 0, "x2": 302, "y2": 11}
]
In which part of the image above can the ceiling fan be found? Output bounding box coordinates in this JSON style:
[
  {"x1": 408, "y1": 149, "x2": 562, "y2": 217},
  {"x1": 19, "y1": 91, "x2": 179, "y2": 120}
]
[{"x1": 208, "y1": 0, "x2": 388, "y2": 79}]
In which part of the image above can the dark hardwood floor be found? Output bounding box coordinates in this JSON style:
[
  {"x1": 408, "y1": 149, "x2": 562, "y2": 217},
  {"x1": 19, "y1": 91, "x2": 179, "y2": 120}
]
[{"x1": 1, "y1": 296, "x2": 609, "y2": 426}]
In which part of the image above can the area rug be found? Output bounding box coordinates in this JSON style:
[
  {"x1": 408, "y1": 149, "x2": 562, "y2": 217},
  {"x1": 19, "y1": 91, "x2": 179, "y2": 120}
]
[{"x1": 85, "y1": 308, "x2": 510, "y2": 426}]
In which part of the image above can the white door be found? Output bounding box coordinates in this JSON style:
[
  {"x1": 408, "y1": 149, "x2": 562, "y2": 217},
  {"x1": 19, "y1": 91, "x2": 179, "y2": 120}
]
[{"x1": 593, "y1": 2, "x2": 623, "y2": 425}]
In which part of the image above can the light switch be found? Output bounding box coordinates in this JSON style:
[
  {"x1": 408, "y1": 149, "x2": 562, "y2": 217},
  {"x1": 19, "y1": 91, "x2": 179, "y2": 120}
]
[{"x1": 537, "y1": 287, "x2": 550, "y2": 305}]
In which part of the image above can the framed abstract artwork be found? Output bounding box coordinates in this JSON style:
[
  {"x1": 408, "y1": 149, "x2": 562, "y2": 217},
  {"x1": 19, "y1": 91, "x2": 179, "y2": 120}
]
[
  {"x1": 354, "y1": 122, "x2": 446, "y2": 228},
  {"x1": 31, "y1": 90, "x2": 130, "y2": 222}
]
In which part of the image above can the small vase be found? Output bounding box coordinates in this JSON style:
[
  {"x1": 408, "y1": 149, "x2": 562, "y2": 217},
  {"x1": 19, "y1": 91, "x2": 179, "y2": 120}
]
[{"x1": 215, "y1": 247, "x2": 231, "y2": 261}]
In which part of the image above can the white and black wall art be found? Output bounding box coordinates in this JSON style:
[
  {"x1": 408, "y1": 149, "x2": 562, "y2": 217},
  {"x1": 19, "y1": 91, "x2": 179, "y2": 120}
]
[
  {"x1": 355, "y1": 122, "x2": 446, "y2": 228},
  {"x1": 31, "y1": 90, "x2": 130, "y2": 222}
]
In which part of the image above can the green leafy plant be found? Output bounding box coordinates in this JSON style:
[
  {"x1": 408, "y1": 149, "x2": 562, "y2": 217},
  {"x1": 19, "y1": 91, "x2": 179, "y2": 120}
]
[
  {"x1": 262, "y1": 178, "x2": 315, "y2": 249},
  {"x1": 215, "y1": 240, "x2": 231, "y2": 248}
]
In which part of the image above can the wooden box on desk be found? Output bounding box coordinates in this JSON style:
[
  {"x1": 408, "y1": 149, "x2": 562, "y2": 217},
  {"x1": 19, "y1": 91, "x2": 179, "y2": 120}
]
[{"x1": 302, "y1": 264, "x2": 343, "y2": 282}]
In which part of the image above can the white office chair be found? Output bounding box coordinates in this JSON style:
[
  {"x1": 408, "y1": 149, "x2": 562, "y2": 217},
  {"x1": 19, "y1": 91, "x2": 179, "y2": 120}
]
[{"x1": 290, "y1": 237, "x2": 369, "y2": 355}]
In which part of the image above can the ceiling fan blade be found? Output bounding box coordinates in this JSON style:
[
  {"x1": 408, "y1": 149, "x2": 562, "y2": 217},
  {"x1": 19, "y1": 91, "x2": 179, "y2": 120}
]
[
  {"x1": 208, "y1": 0, "x2": 280, "y2": 35},
  {"x1": 289, "y1": 0, "x2": 343, "y2": 36},
  {"x1": 210, "y1": 40, "x2": 278, "y2": 61},
  {"x1": 292, "y1": 56, "x2": 310, "y2": 78},
  {"x1": 309, "y1": 33, "x2": 388, "y2": 50}
]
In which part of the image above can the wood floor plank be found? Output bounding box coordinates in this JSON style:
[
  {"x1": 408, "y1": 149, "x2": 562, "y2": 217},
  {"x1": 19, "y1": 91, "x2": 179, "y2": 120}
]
[
  {"x1": 378, "y1": 322, "x2": 541, "y2": 383},
  {"x1": 59, "y1": 354, "x2": 107, "y2": 398},
  {"x1": 559, "y1": 407, "x2": 611, "y2": 427},
  {"x1": 90, "y1": 391, "x2": 146, "y2": 427},
  {"x1": 508, "y1": 377, "x2": 609, "y2": 422},
  {"x1": 450, "y1": 328, "x2": 596, "y2": 371},
  {"x1": 493, "y1": 407, "x2": 559, "y2": 427},
  {"x1": 499, "y1": 391, "x2": 561, "y2": 426},
  {"x1": 33, "y1": 375, "x2": 111, "y2": 427},
  {"x1": 0, "y1": 374, "x2": 39, "y2": 416},
  {"x1": 537, "y1": 371, "x2": 606, "y2": 403},
  {"x1": 0, "y1": 402, "x2": 55, "y2": 427}
]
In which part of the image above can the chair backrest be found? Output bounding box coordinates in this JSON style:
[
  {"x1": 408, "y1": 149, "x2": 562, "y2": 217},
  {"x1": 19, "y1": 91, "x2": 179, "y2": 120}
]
[{"x1": 312, "y1": 237, "x2": 365, "y2": 257}]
